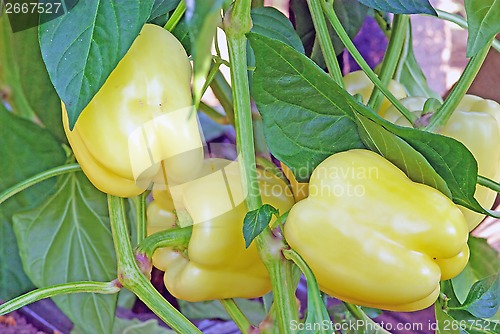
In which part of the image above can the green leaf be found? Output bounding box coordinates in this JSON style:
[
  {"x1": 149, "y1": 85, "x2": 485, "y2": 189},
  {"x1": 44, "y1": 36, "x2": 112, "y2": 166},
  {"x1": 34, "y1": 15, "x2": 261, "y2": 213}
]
[
  {"x1": 185, "y1": 0, "x2": 226, "y2": 102},
  {"x1": 251, "y1": 6, "x2": 305, "y2": 53},
  {"x1": 355, "y1": 113, "x2": 451, "y2": 197},
  {"x1": 356, "y1": 0, "x2": 437, "y2": 15},
  {"x1": 0, "y1": 16, "x2": 66, "y2": 143},
  {"x1": 0, "y1": 212, "x2": 34, "y2": 300},
  {"x1": 39, "y1": 0, "x2": 155, "y2": 129},
  {"x1": 112, "y1": 318, "x2": 175, "y2": 334},
  {"x1": 461, "y1": 274, "x2": 500, "y2": 318},
  {"x1": 394, "y1": 21, "x2": 442, "y2": 101},
  {"x1": 290, "y1": 0, "x2": 369, "y2": 64},
  {"x1": 354, "y1": 104, "x2": 483, "y2": 214},
  {"x1": 387, "y1": 124, "x2": 482, "y2": 213},
  {"x1": 439, "y1": 280, "x2": 500, "y2": 334},
  {"x1": 435, "y1": 300, "x2": 460, "y2": 334},
  {"x1": 13, "y1": 172, "x2": 117, "y2": 334},
  {"x1": 465, "y1": 0, "x2": 500, "y2": 57},
  {"x1": 0, "y1": 106, "x2": 66, "y2": 299},
  {"x1": 149, "y1": 0, "x2": 180, "y2": 21},
  {"x1": 171, "y1": 19, "x2": 192, "y2": 54},
  {"x1": 243, "y1": 204, "x2": 279, "y2": 248},
  {"x1": 249, "y1": 32, "x2": 482, "y2": 214},
  {"x1": 178, "y1": 298, "x2": 266, "y2": 325},
  {"x1": 452, "y1": 237, "x2": 500, "y2": 303},
  {"x1": 248, "y1": 32, "x2": 365, "y2": 181}
]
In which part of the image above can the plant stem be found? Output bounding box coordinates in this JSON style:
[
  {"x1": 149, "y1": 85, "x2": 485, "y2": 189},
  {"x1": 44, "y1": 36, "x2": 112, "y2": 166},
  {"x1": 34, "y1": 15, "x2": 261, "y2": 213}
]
[
  {"x1": 133, "y1": 193, "x2": 147, "y2": 244},
  {"x1": 307, "y1": 0, "x2": 344, "y2": 86},
  {"x1": 435, "y1": 10, "x2": 500, "y2": 53},
  {"x1": 164, "y1": 0, "x2": 186, "y2": 32},
  {"x1": 368, "y1": 14, "x2": 409, "y2": 112},
  {"x1": 477, "y1": 175, "x2": 500, "y2": 193},
  {"x1": 0, "y1": 164, "x2": 81, "y2": 205},
  {"x1": 220, "y1": 299, "x2": 254, "y2": 333},
  {"x1": 210, "y1": 70, "x2": 235, "y2": 125},
  {"x1": 343, "y1": 302, "x2": 392, "y2": 334},
  {"x1": 0, "y1": 281, "x2": 120, "y2": 316},
  {"x1": 321, "y1": 0, "x2": 416, "y2": 124},
  {"x1": 199, "y1": 101, "x2": 229, "y2": 124},
  {"x1": 136, "y1": 226, "x2": 192, "y2": 259},
  {"x1": 224, "y1": 1, "x2": 299, "y2": 332},
  {"x1": 107, "y1": 195, "x2": 200, "y2": 333},
  {"x1": 425, "y1": 39, "x2": 492, "y2": 132},
  {"x1": 283, "y1": 249, "x2": 329, "y2": 322}
]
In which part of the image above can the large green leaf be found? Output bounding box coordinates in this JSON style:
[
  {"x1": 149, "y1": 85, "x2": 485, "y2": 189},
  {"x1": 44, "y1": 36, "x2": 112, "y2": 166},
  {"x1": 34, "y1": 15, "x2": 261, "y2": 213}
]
[
  {"x1": 179, "y1": 298, "x2": 266, "y2": 325},
  {"x1": 149, "y1": 0, "x2": 180, "y2": 21},
  {"x1": 355, "y1": 113, "x2": 451, "y2": 197},
  {"x1": 251, "y1": 6, "x2": 304, "y2": 54},
  {"x1": 452, "y1": 237, "x2": 500, "y2": 303},
  {"x1": 356, "y1": 0, "x2": 436, "y2": 15},
  {"x1": 465, "y1": 0, "x2": 500, "y2": 57},
  {"x1": 0, "y1": 16, "x2": 66, "y2": 142},
  {"x1": 13, "y1": 172, "x2": 117, "y2": 334},
  {"x1": 249, "y1": 32, "x2": 483, "y2": 215},
  {"x1": 0, "y1": 106, "x2": 66, "y2": 300},
  {"x1": 39, "y1": 0, "x2": 155, "y2": 129},
  {"x1": 248, "y1": 33, "x2": 365, "y2": 181}
]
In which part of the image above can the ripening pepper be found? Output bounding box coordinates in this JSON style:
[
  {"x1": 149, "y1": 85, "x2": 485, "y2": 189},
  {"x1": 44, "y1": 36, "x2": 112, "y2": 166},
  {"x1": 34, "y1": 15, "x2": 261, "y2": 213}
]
[
  {"x1": 147, "y1": 158, "x2": 295, "y2": 301},
  {"x1": 62, "y1": 24, "x2": 204, "y2": 197},
  {"x1": 384, "y1": 95, "x2": 500, "y2": 230},
  {"x1": 284, "y1": 149, "x2": 469, "y2": 312},
  {"x1": 343, "y1": 70, "x2": 407, "y2": 116}
]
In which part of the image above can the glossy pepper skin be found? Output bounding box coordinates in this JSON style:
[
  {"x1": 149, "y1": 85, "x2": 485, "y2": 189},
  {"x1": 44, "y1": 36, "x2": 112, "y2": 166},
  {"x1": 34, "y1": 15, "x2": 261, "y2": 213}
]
[
  {"x1": 62, "y1": 24, "x2": 204, "y2": 197},
  {"x1": 284, "y1": 149, "x2": 469, "y2": 312},
  {"x1": 343, "y1": 70, "x2": 407, "y2": 116},
  {"x1": 384, "y1": 95, "x2": 500, "y2": 230},
  {"x1": 147, "y1": 159, "x2": 295, "y2": 301}
]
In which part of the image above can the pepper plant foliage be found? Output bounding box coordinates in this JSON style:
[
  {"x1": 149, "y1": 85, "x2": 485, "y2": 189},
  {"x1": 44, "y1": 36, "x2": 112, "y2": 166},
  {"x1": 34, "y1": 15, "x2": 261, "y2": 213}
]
[{"x1": 0, "y1": 0, "x2": 500, "y2": 333}]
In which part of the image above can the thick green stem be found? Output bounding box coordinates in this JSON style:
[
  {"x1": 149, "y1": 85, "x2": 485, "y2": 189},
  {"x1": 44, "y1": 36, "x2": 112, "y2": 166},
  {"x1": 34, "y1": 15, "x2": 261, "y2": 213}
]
[
  {"x1": 107, "y1": 195, "x2": 200, "y2": 333},
  {"x1": 0, "y1": 164, "x2": 81, "y2": 205},
  {"x1": 368, "y1": 15, "x2": 409, "y2": 112},
  {"x1": 220, "y1": 299, "x2": 254, "y2": 333},
  {"x1": 133, "y1": 193, "x2": 147, "y2": 244},
  {"x1": 136, "y1": 226, "x2": 192, "y2": 259},
  {"x1": 425, "y1": 40, "x2": 492, "y2": 132},
  {"x1": 0, "y1": 281, "x2": 119, "y2": 316},
  {"x1": 224, "y1": 1, "x2": 299, "y2": 332},
  {"x1": 321, "y1": 0, "x2": 416, "y2": 123},
  {"x1": 307, "y1": 0, "x2": 344, "y2": 85},
  {"x1": 164, "y1": 0, "x2": 186, "y2": 32}
]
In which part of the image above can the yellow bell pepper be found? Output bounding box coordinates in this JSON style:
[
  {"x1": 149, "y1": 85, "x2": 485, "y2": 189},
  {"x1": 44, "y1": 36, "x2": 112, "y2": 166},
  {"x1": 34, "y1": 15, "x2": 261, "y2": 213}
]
[
  {"x1": 147, "y1": 158, "x2": 294, "y2": 301},
  {"x1": 62, "y1": 24, "x2": 204, "y2": 197},
  {"x1": 343, "y1": 70, "x2": 407, "y2": 116},
  {"x1": 384, "y1": 95, "x2": 500, "y2": 230},
  {"x1": 284, "y1": 149, "x2": 469, "y2": 312}
]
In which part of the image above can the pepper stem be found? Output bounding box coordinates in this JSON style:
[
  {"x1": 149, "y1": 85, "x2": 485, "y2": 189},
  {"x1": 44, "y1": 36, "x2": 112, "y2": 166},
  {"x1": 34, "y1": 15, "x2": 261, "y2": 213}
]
[{"x1": 224, "y1": 1, "x2": 300, "y2": 331}]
